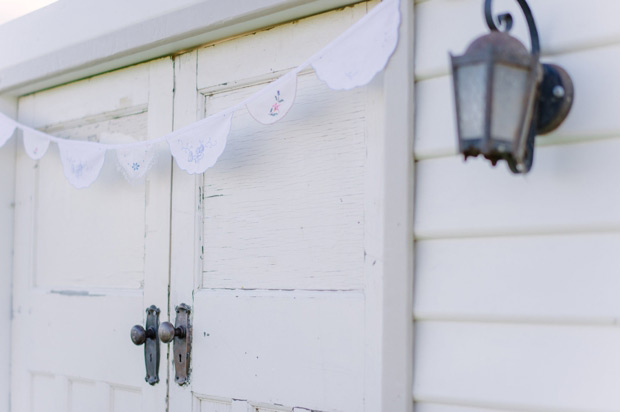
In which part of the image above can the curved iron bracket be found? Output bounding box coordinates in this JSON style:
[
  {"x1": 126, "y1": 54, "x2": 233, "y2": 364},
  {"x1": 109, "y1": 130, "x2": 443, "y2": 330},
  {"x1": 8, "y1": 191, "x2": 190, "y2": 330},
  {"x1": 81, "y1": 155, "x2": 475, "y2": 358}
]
[{"x1": 485, "y1": 0, "x2": 540, "y2": 55}]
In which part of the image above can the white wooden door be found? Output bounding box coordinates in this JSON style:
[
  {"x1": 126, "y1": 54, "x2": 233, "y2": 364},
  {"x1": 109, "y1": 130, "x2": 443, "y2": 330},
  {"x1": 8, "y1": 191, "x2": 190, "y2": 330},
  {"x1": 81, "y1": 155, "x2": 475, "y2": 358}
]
[
  {"x1": 167, "y1": 2, "x2": 413, "y2": 411},
  {"x1": 12, "y1": 58, "x2": 173, "y2": 412}
]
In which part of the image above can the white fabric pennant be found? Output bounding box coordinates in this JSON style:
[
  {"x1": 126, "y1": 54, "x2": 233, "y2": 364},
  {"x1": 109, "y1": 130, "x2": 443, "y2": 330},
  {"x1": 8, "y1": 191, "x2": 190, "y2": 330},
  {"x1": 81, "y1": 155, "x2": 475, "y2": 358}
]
[
  {"x1": 115, "y1": 143, "x2": 157, "y2": 183},
  {"x1": 58, "y1": 140, "x2": 107, "y2": 189},
  {"x1": 22, "y1": 128, "x2": 51, "y2": 160},
  {"x1": 311, "y1": 0, "x2": 400, "y2": 90},
  {"x1": 167, "y1": 113, "x2": 232, "y2": 174},
  {"x1": 0, "y1": 113, "x2": 17, "y2": 148},
  {"x1": 246, "y1": 74, "x2": 297, "y2": 125},
  {"x1": 0, "y1": 0, "x2": 403, "y2": 184}
]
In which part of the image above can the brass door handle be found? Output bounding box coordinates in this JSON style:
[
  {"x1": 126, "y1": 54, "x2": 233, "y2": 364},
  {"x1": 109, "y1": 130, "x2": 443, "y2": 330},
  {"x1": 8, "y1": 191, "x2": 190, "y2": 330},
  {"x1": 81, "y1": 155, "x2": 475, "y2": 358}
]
[
  {"x1": 130, "y1": 305, "x2": 160, "y2": 385},
  {"x1": 159, "y1": 303, "x2": 191, "y2": 385}
]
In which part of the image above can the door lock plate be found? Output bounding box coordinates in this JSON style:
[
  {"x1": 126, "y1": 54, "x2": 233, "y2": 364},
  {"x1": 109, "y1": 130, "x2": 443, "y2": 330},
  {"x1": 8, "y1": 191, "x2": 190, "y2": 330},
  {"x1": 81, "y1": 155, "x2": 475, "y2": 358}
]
[
  {"x1": 130, "y1": 305, "x2": 160, "y2": 385},
  {"x1": 144, "y1": 305, "x2": 160, "y2": 385},
  {"x1": 172, "y1": 303, "x2": 191, "y2": 385}
]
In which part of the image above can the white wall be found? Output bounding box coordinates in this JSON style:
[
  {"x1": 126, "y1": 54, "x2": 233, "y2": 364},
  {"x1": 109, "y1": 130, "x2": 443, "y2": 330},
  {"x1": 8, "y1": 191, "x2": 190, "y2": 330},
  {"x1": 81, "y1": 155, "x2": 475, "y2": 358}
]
[
  {"x1": 413, "y1": 0, "x2": 620, "y2": 410},
  {"x1": 0, "y1": 95, "x2": 17, "y2": 412},
  {"x1": 0, "y1": 0, "x2": 364, "y2": 95}
]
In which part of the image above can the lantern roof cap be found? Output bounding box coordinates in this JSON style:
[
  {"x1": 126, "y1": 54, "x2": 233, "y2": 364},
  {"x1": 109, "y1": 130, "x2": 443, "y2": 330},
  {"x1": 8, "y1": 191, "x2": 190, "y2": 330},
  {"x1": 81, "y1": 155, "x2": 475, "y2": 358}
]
[{"x1": 465, "y1": 31, "x2": 531, "y2": 58}]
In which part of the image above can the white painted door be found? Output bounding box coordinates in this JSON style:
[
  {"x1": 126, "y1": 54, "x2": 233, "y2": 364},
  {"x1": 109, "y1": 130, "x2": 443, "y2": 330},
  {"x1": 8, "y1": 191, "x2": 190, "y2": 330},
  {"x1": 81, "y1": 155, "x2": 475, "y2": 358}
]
[
  {"x1": 166, "y1": 2, "x2": 413, "y2": 411},
  {"x1": 12, "y1": 58, "x2": 174, "y2": 412}
]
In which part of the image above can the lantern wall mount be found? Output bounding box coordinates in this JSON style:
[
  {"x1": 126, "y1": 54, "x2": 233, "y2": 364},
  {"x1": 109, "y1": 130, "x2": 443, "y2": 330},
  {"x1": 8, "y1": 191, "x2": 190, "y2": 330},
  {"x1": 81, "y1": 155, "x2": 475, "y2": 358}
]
[{"x1": 451, "y1": 0, "x2": 574, "y2": 174}]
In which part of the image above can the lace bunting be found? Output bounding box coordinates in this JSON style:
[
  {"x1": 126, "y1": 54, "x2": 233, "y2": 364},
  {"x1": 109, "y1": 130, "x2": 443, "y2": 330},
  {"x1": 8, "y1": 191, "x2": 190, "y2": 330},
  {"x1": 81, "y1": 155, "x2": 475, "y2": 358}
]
[
  {"x1": 0, "y1": 114, "x2": 16, "y2": 148},
  {"x1": 58, "y1": 140, "x2": 107, "y2": 189},
  {"x1": 311, "y1": 0, "x2": 400, "y2": 90},
  {"x1": 167, "y1": 113, "x2": 233, "y2": 175},
  {"x1": 0, "y1": 0, "x2": 401, "y2": 188},
  {"x1": 246, "y1": 73, "x2": 297, "y2": 125},
  {"x1": 22, "y1": 128, "x2": 51, "y2": 160}
]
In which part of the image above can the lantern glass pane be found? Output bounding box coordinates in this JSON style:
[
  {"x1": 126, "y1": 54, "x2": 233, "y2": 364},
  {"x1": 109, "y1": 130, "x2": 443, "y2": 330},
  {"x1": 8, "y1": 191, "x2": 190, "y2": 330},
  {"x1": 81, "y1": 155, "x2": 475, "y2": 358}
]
[
  {"x1": 456, "y1": 63, "x2": 487, "y2": 139},
  {"x1": 491, "y1": 63, "x2": 530, "y2": 142}
]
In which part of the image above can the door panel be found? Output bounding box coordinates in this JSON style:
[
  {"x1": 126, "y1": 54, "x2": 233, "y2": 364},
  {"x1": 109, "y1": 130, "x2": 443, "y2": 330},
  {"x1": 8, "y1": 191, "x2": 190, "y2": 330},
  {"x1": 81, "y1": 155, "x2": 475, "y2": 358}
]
[
  {"x1": 169, "y1": 3, "x2": 379, "y2": 411},
  {"x1": 34, "y1": 112, "x2": 149, "y2": 289},
  {"x1": 201, "y1": 74, "x2": 366, "y2": 291},
  {"x1": 12, "y1": 58, "x2": 173, "y2": 412},
  {"x1": 191, "y1": 291, "x2": 364, "y2": 410}
]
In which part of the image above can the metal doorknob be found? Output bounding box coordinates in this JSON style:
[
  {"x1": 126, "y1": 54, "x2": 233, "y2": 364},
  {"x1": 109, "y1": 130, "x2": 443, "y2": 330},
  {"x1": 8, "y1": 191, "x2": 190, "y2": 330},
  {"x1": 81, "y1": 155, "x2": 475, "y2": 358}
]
[
  {"x1": 131, "y1": 324, "x2": 157, "y2": 345},
  {"x1": 159, "y1": 303, "x2": 191, "y2": 385},
  {"x1": 158, "y1": 321, "x2": 186, "y2": 343}
]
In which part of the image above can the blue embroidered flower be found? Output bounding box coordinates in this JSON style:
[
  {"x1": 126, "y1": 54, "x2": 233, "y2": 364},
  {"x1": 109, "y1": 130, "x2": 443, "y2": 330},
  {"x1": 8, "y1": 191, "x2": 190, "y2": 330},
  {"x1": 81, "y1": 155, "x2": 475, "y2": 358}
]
[
  {"x1": 72, "y1": 163, "x2": 84, "y2": 178},
  {"x1": 131, "y1": 162, "x2": 140, "y2": 171},
  {"x1": 185, "y1": 143, "x2": 205, "y2": 163}
]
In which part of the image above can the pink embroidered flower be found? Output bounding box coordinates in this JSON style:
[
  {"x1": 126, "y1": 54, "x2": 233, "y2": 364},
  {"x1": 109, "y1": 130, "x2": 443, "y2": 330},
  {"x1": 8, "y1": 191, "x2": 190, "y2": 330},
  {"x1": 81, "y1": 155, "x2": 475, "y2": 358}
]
[{"x1": 269, "y1": 90, "x2": 284, "y2": 117}]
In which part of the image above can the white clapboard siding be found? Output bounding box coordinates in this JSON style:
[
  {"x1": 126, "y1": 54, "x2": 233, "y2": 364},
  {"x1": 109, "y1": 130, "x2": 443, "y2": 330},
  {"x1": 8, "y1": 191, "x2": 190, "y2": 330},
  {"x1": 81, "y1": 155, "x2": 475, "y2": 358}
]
[
  {"x1": 414, "y1": 321, "x2": 620, "y2": 411},
  {"x1": 412, "y1": 1, "x2": 620, "y2": 411},
  {"x1": 415, "y1": 44, "x2": 620, "y2": 160},
  {"x1": 414, "y1": 138, "x2": 620, "y2": 239},
  {"x1": 415, "y1": 234, "x2": 620, "y2": 323},
  {"x1": 415, "y1": 0, "x2": 620, "y2": 80}
]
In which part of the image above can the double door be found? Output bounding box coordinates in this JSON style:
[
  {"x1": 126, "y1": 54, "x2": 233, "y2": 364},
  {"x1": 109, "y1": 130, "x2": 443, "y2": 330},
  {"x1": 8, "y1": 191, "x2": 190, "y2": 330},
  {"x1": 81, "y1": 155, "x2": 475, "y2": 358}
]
[{"x1": 11, "y1": 2, "x2": 408, "y2": 411}]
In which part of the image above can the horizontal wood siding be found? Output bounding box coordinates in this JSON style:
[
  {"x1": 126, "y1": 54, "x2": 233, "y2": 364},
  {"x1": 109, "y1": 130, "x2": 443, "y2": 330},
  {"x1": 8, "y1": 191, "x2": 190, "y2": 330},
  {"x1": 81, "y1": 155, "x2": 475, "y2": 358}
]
[{"x1": 413, "y1": 0, "x2": 620, "y2": 411}]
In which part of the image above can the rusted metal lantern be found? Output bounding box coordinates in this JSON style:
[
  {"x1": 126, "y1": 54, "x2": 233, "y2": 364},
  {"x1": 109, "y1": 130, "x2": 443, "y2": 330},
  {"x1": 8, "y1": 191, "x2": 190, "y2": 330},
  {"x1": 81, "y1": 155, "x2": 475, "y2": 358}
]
[{"x1": 451, "y1": 0, "x2": 573, "y2": 173}]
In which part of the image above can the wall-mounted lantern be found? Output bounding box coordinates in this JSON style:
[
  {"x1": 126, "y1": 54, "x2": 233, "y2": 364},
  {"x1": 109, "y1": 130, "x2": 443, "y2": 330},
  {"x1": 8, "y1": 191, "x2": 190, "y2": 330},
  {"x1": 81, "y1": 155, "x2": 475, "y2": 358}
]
[{"x1": 451, "y1": 0, "x2": 573, "y2": 173}]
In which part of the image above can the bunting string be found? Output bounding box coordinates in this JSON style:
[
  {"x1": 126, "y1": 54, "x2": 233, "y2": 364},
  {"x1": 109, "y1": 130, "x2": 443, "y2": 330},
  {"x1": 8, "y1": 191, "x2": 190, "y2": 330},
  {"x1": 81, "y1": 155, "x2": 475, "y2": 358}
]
[{"x1": 0, "y1": 0, "x2": 400, "y2": 188}]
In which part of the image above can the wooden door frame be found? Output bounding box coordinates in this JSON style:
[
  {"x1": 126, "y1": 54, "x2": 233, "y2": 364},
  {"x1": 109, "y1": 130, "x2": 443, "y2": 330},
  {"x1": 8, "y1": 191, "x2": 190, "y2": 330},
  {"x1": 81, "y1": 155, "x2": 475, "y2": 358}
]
[{"x1": 362, "y1": 0, "x2": 414, "y2": 410}]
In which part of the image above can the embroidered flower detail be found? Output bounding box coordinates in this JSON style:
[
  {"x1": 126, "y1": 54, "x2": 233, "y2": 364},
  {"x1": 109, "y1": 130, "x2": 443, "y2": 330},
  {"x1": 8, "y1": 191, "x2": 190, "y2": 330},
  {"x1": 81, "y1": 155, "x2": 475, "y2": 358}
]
[
  {"x1": 166, "y1": 113, "x2": 232, "y2": 175},
  {"x1": 23, "y1": 128, "x2": 51, "y2": 160},
  {"x1": 131, "y1": 162, "x2": 140, "y2": 171},
  {"x1": 269, "y1": 90, "x2": 284, "y2": 117},
  {"x1": 184, "y1": 143, "x2": 204, "y2": 164},
  {"x1": 72, "y1": 163, "x2": 85, "y2": 178}
]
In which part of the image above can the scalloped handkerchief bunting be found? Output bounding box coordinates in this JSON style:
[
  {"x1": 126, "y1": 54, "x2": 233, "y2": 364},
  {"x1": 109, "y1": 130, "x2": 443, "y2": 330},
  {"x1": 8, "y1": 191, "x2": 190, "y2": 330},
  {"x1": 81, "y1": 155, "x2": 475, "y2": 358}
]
[
  {"x1": 58, "y1": 140, "x2": 107, "y2": 189},
  {"x1": 116, "y1": 143, "x2": 158, "y2": 184},
  {"x1": 311, "y1": 0, "x2": 400, "y2": 90},
  {"x1": 22, "y1": 128, "x2": 51, "y2": 160},
  {"x1": 246, "y1": 73, "x2": 297, "y2": 125},
  {"x1": 0, "y1": 113, "x2": 17, "y2": 148},
  {"x1": 167, "y1": 113, "x2": 233, "y2": 174}
]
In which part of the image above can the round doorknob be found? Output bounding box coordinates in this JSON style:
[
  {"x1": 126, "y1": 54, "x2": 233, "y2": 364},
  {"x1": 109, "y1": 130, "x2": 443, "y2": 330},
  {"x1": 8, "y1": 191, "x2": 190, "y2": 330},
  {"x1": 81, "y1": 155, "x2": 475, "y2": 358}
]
[
  {"x1": 159, "y1": 321, "x2": 186, "y2": 344},
  {"x1": 131, "y1": 324, "x2": 156, "y2": 345}
]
